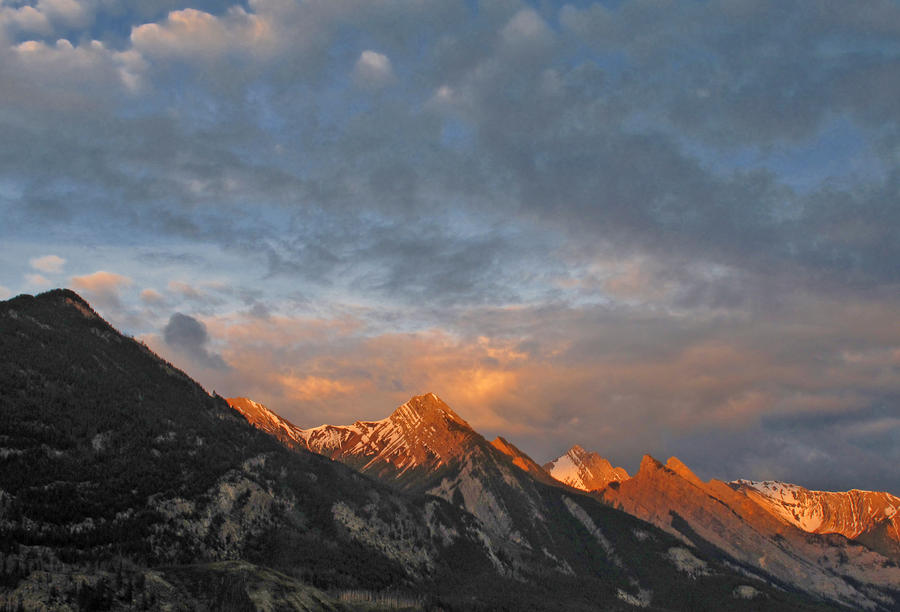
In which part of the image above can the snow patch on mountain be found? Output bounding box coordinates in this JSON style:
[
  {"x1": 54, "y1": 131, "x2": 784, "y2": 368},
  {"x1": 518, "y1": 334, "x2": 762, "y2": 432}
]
[
  {"x1": 735, "y1": 479, "x2": 900, "y2": 541},
  {"x1": 666, "y1": 547, "x2": 709, "y2": 578},
  {"x1": 544, "y1": 445, "x2": 629, "y2": 491}
]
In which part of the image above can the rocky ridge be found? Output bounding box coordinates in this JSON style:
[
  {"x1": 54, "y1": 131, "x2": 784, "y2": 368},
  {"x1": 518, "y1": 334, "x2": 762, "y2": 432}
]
[
  {"x1": 733, "y1": 480, "x2": 900, "y2": 559},
  {"x1": 595, "y1": 455, "x2": 900, "y2": 610},
  {"x1": 230, "y1": 394, "x2": 832, "y2": 610},
  {"x1": 544, "y1": 444, "x2": 630, "y2": 491}
]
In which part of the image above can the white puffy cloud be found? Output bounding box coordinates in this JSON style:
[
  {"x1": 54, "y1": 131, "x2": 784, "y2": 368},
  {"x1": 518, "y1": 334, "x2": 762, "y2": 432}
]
[
  {"x1": 10, "y1": 38, "x2": 145, "y2": 102},
  {"x1": 500, "y1": 8, "x2": 553, "y2": 53},
  {"x1": 0, "y1": 4, "x2": 52, "y2": 35},
  {"x1": 29, "y1": 254, "x2": 66, "y2": 273},
  {"x1": 130, "y1": 7, "x2": 274, "y2": 62},
  {"x1": 353, "y1": 50, "x2": 394, "y2": 90}
]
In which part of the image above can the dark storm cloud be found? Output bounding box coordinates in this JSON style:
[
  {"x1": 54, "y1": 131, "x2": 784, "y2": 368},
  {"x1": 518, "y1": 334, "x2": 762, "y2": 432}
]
[
  {"x1": 671, "y1": 400, "x2": 900, "y2": 493},
  {"x1": 163, "y1": 312, "x2": 228, "y2": 370}
]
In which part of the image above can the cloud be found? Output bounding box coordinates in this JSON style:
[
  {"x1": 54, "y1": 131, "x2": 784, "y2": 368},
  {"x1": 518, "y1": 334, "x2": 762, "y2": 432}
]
[
  {"x1": 277, "y1": 373, "x2": 354, "y2": 402},
  {"x1": 352, "y1": 50, "x2": 394, "y2": 90},
  {"x1": 0, "y1": 5, "x2": 52, "y2": 35},
  {"x1": 8, "y1": 37, "x2": 145, "y2": 104},
  {"x1": 162, "y1": 312, "x2": 229, "y2": 370},
  {"x1": 25, "y1": 273, "x2": 51, "y2": 287},
  {"x1": 30, "y1": 254, "x2": 66, "y2": 273},
  {"x1": 70, "y1": 270, "x2": 132, "y2": 293},
  {"x1": 500, "y1": 8, "x2": 553, "y2": 55},
  {"x1": 36, "y1": 0, "x2": 92, "y2": 29},
  {"x1": 140, "y1": 288, "x2": 165, "y2": 304},
  {"x1": 0, "y1": 285, "x2": 12, "y2": 300},
  {"x1": 130, "y1": 7, "x2": 273, "y2": 63},
  {"x1": 69, "y1": 270, "x2": 133, "y2": 310},
  {"x1": 167, "y1": 280, "x2": 203, "y2": 300}
]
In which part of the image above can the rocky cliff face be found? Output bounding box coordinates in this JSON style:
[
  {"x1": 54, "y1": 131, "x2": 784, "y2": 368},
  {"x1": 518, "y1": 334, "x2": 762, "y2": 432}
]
[
  {"x1": 597, "y1": 455, "x2": 900, "y2": 610},
  {"x1": 543, "y1": 444, "x2": 630, "y2": 491},
  {"x1": 733, "y1": 480, "x2": 900, "y2": 559}
]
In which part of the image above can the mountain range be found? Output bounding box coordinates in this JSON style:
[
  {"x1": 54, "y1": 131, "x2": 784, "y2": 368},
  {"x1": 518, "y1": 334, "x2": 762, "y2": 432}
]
[
  {"x1": 228, "y1": 395, "x2": 900, "y2": 611},
  {"x1": 0, "y1": 289, "x2": 897, "y2": 610}
]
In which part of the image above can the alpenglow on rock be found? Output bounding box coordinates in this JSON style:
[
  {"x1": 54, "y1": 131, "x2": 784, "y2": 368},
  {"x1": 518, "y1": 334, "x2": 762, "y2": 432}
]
[
  {"x1": 732, "y1": 479, "x2": 900, "y2": 559},
  {"x1": 543, "y1": 445, "x2": 630, "y2": 491}
]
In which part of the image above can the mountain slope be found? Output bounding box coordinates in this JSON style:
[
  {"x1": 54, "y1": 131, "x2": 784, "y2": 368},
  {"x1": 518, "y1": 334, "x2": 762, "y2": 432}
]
[
  {"x1": 491, "y1": 435, "x2": 560, "y2": 486},
  {"x1": 596, "y1": 454, "x2": 900, "y2": 610},
  {"x1": 731, "y1": 480, "x2": 900, "y2": 559},
  {"x1": 544, "y1": 444, "x2": 630, "y2": 491}
]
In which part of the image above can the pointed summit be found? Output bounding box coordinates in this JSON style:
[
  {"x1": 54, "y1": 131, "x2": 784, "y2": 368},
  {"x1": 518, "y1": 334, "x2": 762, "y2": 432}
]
[
  {"x1": 544, "y1": 445, "x2": 629, "y2": 491},
  {"x1": 231, "y1": 393, "x2": 483, "y2": 482},
  {"x1": 665, "y1": 456, "x2": 704, "y2": 486},
  {"x1": 638, "y1": 454, "x2": 664, "y2": 475},
  {"x1": 389, "y1": 392, "x2": 470, "y2": 430}
]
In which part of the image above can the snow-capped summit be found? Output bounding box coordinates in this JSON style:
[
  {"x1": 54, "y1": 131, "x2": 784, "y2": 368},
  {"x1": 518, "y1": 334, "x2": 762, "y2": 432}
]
[
  {"x1": 732, "y1": 479, "x2": 900, "y2": 558},
  {"x1": 543, "y1": 445, "x2": 629, "y2": 491},
  {"x1": 228, "y1": 393, "x2": 480, "y2": 480},
  {"x1": 299, "y1": 392, "x2": 479, "y2": 477}
]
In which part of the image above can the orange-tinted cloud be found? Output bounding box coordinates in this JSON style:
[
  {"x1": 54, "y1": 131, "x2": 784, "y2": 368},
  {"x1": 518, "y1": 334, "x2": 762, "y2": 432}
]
[
  {"x1": 70, "y1": 270, "x2": 133, "y2": 292},
  {"x1": 69, "y1": 271, "x2": 134, "y2": 311},
  {"x1": 140, "y1": 288, "x2": 165, "y2": 304}
]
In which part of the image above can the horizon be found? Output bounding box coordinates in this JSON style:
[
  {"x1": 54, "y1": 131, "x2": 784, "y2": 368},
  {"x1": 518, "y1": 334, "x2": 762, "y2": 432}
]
[
  {"x1": 5, "y1": 286, "x2": 898, "y2": 498},
  {"x1": 3, "y1": 1, "x2": 900, "y2": 495}
]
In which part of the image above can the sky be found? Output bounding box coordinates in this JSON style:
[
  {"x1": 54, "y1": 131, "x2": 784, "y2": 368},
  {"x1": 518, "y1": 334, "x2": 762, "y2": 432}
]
[{"x1": 2, "y1": 0, "x2": 900, "y2": 493}]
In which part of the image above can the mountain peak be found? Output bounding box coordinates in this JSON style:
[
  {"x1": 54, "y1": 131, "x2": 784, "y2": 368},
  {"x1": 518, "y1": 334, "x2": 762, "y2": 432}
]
[
  {"x1": 665, "y1": 456, "x2": 704, "y2": 485},
  {"x1": 544, "y1": 445, "x2": 629, "y2": 491},
  {"x1": 638, "y1": 454, "x2": 664, "y2": 474},
  {"x1": 733, "y1": 479, "x2": 900, "y2": 555},
  {"x1": 390, "y1": 393, "x2": 470, "y2": 429},
  {"x1": 5, "y1": 288, "x2": 101, "y2": 320},
  {"x1": 241, "y1": 393, "x2": 483, "y2": 482}
]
